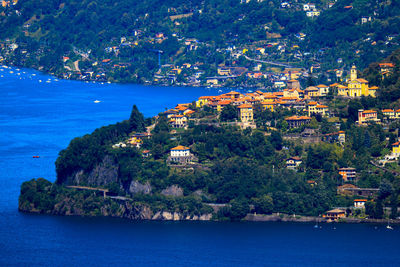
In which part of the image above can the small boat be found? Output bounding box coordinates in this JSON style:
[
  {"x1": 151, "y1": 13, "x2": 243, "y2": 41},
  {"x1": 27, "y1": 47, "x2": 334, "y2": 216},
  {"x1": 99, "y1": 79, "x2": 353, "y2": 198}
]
[
  {"x1": 38, "y1": 80, "x2": 42, "y2": 82},
  {"x1": 387, "y1": 220, "x2": 393, "y2": 230},
  {"x1": 94, "y1": 100, "x2": 101, "y2": 103},
  {"x1": 32, "y1": 156, "x2": 40, "y2": 158}
]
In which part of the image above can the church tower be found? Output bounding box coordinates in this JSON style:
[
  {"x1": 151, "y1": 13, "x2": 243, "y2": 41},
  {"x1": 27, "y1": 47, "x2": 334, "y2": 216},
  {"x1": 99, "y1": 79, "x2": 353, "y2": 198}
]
[{"x1": 350, "y1": 64, "x2": 357, "y2": 81}]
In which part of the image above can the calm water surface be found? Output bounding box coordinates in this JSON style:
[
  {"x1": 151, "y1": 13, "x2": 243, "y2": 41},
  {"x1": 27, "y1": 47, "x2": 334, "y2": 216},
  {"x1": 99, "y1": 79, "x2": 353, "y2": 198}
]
[{"x1": 0, "y1": 67, "x2": 399, "y2": 266}]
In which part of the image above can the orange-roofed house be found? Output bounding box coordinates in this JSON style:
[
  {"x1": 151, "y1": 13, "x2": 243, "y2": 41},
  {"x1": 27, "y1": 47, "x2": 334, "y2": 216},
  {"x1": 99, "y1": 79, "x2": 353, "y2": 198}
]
[
  {"x1": 304, "y1": 86, "x2": 319, "y2": 98},
  {"x1": 238, "y1": 104, "x2": 253, "y2": 123},
  {"x1": 307, "y1": 101, "x2": 329, "y2": 117},
  {"x1": 169, "y1": 145, "x2": 194, "y2": 164},
  {"x1": 217, "y1": 100, "x2": 232, "y2": 112},
  {"x1": 316, "y1": 84, "x2": 329, "y2": 97},
  {"x1": 261, "y1": 101, "x2": 276, "y2": 112},
  {"x1": 379, "y1": 63, "x2": 395, "y2": 74},
  {"x1": 368, "y1": 86, "x2": 379, "y2": 97},
  {"x1": 225, "y1": 91, "x2": 242, "y2": 100},
  {"x1": 169, "y1": 115, "x2": 188, "y2": 129},
  {"x1": 382, "y1": 109, "x2": 395, "y2": 119},
  {"x1": 323, "y1": 209, "x2": 346, "y2": 221},
  {"x1": 336, "y1": 84, "x2": 348, "y2": 96},
  {"x1": 285, "y1": 115, "x2": 311, "y2": 128},
  {"x1": 196, "y1": 96, "x2": 212, "y2": 108},
  {"x1": 354, "y1": 199, "x2": 367, "y2": 208},
  {"x1": 392, "y1": 141, "x2": 400, "y2": 157},
  {"x1": 357, "y1": 109, "x2": 379, "y2": 125}
]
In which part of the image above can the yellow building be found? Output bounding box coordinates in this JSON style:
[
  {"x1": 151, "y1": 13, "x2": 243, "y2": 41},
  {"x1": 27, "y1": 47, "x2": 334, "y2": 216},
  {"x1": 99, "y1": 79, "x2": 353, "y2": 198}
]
[
  {"x1": 316, "y1": 84, "x2": 329, "y2": 97},
  {"x1": 196, "y1": 96, "x2": 211, "y2": 108},
  {"x1": 336, "y1": 84, "x2": 349, "y2": 96},
  {"x1": 392, "y1": 141, "x2": 400, "y2": 156},
  {"x1": 304, "y1": 86, "x2": 319, "y2": 98},
  {"x1": 238, "y1": 104, "x2": 253, "y2": 122},
  {"x1": 217, "y1": 100, "x2": 232, "y2": 112},
  {"x1": 307, "y1": 101, "x2": 329, "y2": 117},
  {"x1": 261, "y1": 101, "x2": 275, "y2": 112},
  {"x1": 347, "y1": 65, "x2": 377, "y2": 97}
]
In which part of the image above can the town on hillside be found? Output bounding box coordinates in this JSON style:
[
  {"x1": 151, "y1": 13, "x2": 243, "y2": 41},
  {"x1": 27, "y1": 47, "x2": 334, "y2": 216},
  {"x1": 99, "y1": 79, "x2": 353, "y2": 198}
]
[{"x1": 104, "y1": 62, "x2": 400, "y2": 222}]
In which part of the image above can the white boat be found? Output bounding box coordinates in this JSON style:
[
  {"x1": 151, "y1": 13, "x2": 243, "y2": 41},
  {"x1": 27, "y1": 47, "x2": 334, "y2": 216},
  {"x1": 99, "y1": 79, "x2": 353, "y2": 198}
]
[
  {"x1": 38, "y1": 80, "x2": 42, "y2": 82},
  {"x1": 32, "y1": 74, "x2": 36, "y2": 76},
  {"x1": 94, "y1": 100, "x2": 101, "y2": 103},
  {"x1": 9, "y1": 71, "x2": 13, "y2": 74}
]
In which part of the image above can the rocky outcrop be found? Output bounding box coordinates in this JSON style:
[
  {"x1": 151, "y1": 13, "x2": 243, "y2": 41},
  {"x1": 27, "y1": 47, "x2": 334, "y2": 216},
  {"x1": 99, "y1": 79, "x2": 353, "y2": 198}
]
[
  {"x1": 65, "y1": 155, "x2": 118, "y2": 186},
  {"x1": 129, "y1": 180, "x2": 152, "y2": 195},
  {"x1": 161, "y1": 185, "x2": 183, "y2": 197}
]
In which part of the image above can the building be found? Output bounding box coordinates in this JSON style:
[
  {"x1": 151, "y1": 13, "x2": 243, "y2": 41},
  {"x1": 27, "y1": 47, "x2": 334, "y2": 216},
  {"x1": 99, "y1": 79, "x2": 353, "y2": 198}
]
[
  {"x1": 307, "y1": 101, "x2": 329, "y2": 117},
  {"x1": 337, "y1": 184, "x2": 380, "y2": 197},
  {"x1": 238, "y1": 104, "x2": 253, "y2": 123},
  {"x1": 323, "y1": 209, "x2": 346, "y2": 220},
  {"x1": 196, "y1": 96, "x2": 212, "y2": 108},
  {"x1": 354, "y1": 199, "x2": 367, "y2": 208},
  {"x1": 169, "y1": 115, "x2": 188, "y2": 128},
  {"x1": 382, "y1": 109, "x2": 395, "y2": 119},
  {"x1": 316, "y1": 84, "x2": 329, "y2": 97},
  {"x1": 357, "y1": 109, "x2": 379, "y2": 125},
  {"x1": 287, "y1": 79, "x2": 300, "y2": 89},
  {"x1": 339, "y1": 167, "x2": 357, "y2": 182},
  {"x1": 304, "y1": 86, "x2": 319, "y2": 98},
  {"x1": 392, "y1": 141, "x2": 400, "y2": 158},
  {"x1": 285, "y1": 115, "x2": 311, "y2": 128},
  {"x1": 322, "y1": 131, "x2": 345, "y2": 145},
  {"x1": 336, "y1": 84, "x2": 349, "y2": 96},
  {"x1": 347, "y1": 65, "x2": 377, "y2": 97},
  {"x1": 286, "y1": 157, "x2": 302, "y2": 170},
  {"x1": 169, "y1": 145, "x2": 194, "y2": 164}
]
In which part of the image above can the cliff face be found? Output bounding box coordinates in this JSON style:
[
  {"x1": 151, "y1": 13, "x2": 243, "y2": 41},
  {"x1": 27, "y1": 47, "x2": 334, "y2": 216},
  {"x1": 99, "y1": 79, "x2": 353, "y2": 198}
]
[
  {"x1": 63, "y1": 155, "x2": 119, "y2": 186},
  {"x1": 18, "y1": 179, "x2": 213, "y2": 221}
]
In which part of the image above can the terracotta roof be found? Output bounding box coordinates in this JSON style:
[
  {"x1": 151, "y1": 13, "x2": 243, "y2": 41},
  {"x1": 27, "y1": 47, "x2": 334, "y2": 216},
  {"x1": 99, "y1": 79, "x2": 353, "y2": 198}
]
[
  {"x1": 316, "y1": 105, "x2": 328, "y2": 108},
  {"x1": 285, "y1": 115, "x2": 311, "y2": 121},
  {"x1": 379, "y1": 63, "x2": 395, "y2": 67},
  {"x1": 308, "y1": 101, "x2": 317, "y2": 105},
  {"x1": 171, "y1": 145, "x2": 190, "y2": 151},
  {"x1": 354, "y1": 199, "x2": 367, "y2": 202},
  {"x1": 362, "y1": 110, "x2": 376, "y2": 114},
  {"x1": 382, "y1": 109, "x2": 394, "y2": 113},
  {"x1": 288, "y1": 156, "x2": 302, "y2": 161},
  {"x1": 356, "y1": 78, "x2": 369, "y2": 83},
  {"x1": 369, "y1": 86, "x2": 379, "y2": 90},
  {"x1": 218, "y1": 100, "x2": 232, "y2": 105},
  {"x1": 316, "y1": 84, "x2": 328, "y2": 88},
  {"x1": 238, "y1": 104, "x2": 252, "y2": 109},
  {"x1": 305, "y1": 86, "x2": 318, "y2": 91},
  {"x1": 225, "y1": 91, "x2": 241, "y2": 95},
  {"x1": 142, "y1": 150, "x2": 150, "y2": 153},
  {"x1": 326, "y1": 209, "x2": 345, "y2": 214},
  {"x1": 392, "y1": 142, "x2": 400, "y2": 146},
  {"x1": 330, "y1": 83, "x2": 339, "y2": 87},
  {"x1": 337, "y1": 84, "x2": 347, "y2": 89}
]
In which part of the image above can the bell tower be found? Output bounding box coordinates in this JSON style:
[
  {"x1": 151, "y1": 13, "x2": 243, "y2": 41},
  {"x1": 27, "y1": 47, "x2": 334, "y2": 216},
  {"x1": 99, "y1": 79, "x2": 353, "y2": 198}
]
[{"x1": 350, "y1": 64, "x2": 357, "y2": 81}]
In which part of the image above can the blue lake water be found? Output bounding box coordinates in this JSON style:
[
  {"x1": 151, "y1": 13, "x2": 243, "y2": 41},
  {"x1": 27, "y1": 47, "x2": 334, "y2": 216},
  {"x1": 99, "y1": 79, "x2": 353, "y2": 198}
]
[{"x1": 1, "y1": 66, "x2": 400, "y2": 266}]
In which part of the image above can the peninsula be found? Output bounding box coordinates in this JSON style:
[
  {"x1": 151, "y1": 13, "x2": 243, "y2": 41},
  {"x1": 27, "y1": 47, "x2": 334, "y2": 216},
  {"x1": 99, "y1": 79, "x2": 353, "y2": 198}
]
[{"x1": 19, "y1": 50, "x2": 400, "y2": 222}]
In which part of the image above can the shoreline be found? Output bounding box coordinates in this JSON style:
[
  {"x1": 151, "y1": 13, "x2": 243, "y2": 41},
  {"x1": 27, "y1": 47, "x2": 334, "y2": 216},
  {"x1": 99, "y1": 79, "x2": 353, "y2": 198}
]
[
  {"x1": 244, "y1": 213, "x2": 400, "y2": 225},
  {"x1": 18, "y1": 209, "x2": 400, "y2": 225}
]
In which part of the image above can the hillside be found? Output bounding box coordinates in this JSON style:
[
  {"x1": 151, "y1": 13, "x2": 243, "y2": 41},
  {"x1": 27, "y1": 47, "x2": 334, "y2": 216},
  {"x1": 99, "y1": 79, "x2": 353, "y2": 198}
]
[{"x1": 1, "y1": 0, "x2": 399, "y2": 85}]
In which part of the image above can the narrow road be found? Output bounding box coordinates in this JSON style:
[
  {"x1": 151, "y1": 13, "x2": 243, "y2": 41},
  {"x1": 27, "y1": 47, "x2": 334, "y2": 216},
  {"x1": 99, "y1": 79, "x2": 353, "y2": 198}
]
[{"x1": 244, "y1": 55, "x2": 295, "y2": 68}]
